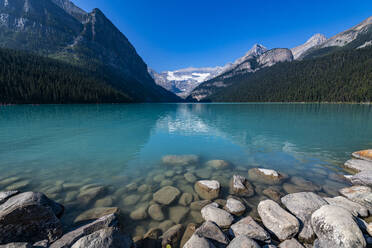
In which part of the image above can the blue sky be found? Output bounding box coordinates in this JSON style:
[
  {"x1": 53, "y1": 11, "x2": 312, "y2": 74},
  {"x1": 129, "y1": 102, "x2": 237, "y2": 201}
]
[{"x1": 74, "y1": 0, "x2": 372, "y2": 72}]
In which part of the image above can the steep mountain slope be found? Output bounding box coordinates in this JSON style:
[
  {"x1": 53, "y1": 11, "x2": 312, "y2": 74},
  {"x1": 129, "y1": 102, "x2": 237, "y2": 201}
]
[
  {"x1": 0, "y1": 48, "x2": 132, "y2": 104},
  {"x1": 0, "y1": 0, "x2": 180, "y2": 103},
  {"x1": 291, "y1": 34, "x2": 327, "y2": 59},
  {"x1": 194, "y1": 46, "x2": 372, "y2": 103},
  {"x1": 187, "y1": 47, "x2": 293, "y2": 101},
  {"x1": 302, "y1": 16, "x2": 372, "y2": 59}
]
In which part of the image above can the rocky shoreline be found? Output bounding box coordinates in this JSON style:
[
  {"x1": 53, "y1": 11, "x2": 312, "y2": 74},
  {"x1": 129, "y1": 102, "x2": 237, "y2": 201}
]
[{"x1": 0, "y1": 150, "x2": 372, "y2": 247}]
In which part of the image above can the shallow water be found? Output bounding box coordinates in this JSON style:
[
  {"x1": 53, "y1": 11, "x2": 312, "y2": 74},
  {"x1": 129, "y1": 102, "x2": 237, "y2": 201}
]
[{"x1": 0, "y1": 103, "x2": 371, "y2": 237}]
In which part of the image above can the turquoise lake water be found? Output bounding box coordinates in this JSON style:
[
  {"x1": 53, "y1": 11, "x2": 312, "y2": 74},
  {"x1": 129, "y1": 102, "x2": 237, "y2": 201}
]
[{"x1": 0, "y1": 103, "x2": 371, "y2": 236}]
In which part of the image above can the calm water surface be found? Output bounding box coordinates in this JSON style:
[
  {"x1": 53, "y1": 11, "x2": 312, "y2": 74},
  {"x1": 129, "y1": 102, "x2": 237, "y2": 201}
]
[{"x1": 0, "y1": 103, "x2": 371, "y2": 237}]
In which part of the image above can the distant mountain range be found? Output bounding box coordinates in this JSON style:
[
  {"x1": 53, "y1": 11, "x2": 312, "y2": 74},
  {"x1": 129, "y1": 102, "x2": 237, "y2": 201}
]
[{"x1": 0, "y1": 0, "x2": 180, "y2": 103}]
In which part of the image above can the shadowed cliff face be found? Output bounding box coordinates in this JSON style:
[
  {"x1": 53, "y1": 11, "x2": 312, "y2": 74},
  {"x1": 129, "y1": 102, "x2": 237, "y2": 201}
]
[{"x1": 0, "y1": 0, "x2": 180, "y2": 102}]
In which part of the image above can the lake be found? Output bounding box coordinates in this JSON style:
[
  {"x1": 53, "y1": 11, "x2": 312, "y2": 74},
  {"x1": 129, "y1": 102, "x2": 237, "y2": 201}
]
[{"x1": 0, "y1": 103, "x2": 371, "y2": 237}]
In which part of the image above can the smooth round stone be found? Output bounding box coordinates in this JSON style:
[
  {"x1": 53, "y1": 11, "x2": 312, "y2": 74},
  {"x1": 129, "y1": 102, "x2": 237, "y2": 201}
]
[
  {"x1": 138, "y1": 184, "x2": 151, "y2": 193},
  {"x1": 130, "y1": 206, "x2": 148, "y2": 220},
  {"x1": 205, "y1": 160, "x2": 230, "y2": 169},
  {"x1": 224, "y1": 198, "x2": 246, "y2": 216},
  {"x1": 94, "y1": 196, "x2": 114, "y2": 208},
  {"x1": 140, "y1": 193, "x2": 152, "y2": 202},
  {"x1": 148, "y1": 204, "x2": 165, "y2": 221},
  {"x1": 160, "y1": 179, "x2": 173, "y2": 187},
  {"x1": 290, "y1": 177, "x2": 321, "y2": 191},
  {"x1": 154, "y1": 174, "x2": 166, "y2": 183},
  {"x1": 179, "y1": 193, "x2": 193, "y2": 206},
  {"x1": 153, "y1": 186, "x2": 181, "y2": 205},
  {"x1": 169, "y1": 206, "x2": 190, "y2": 224},
  {"x1": 162, "y1": 154, "x2": 199, "y2": 166},
  {"x1": 122, "y1": 194, "x2": 141, "y2": 206},
  {"x1": 124, "y1": 182, "x2": 138, "y2": 192},
  {"x1": 196, "y1": 168, "x2": 213, "y2": 179},
  {"x1": 165, "y1": 171, "x2": 176, "y2": 177},
  {"x1": 77, "y1": 186, "x2": 106, "y2": 205},
  {"x1": 184, "y1": 172, "x2": 197, "y2": 183},
  {"x1": 195, "y1": 180, "x2": 220, "y2": 200}
]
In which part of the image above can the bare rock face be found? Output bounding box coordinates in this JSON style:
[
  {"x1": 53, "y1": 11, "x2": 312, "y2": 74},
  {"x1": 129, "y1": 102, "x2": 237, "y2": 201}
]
[
  {"x1": 257, "y1": 49, "x2": 293, "y2": 68},
  {"x1": 291, "y1": 33, "x2": 327, "y2": 60},
  {"x1": 311, "y1": 205, "x2": 366, "y2": 248},
  {"x1": 324, "y1": 196, "x2": 369, "y2": 217},
  {"x1": 201, "y1": 204, "x2": 234, "y2": 228},
  {"x1": 230, "y1": 175, "x2": 255, "y2": 197},
  {"x1": 257, "y1": 200, "x2": 300, "y2": 241},
  {"x1": 71, "y1": 227, "x2": 132, "y2": 248},
  {"x1": 0, "y1": 192, "x2": 63, "y2": 244},
  {"x1": 281, "y1": 192, "x2": 327, "y2": 243},
  {"x1": 230, "y1": 216, "x2": 271, "y2": 243},
  {"x1": 195, "y1": 180, "x2": 220, "y2": 200}
]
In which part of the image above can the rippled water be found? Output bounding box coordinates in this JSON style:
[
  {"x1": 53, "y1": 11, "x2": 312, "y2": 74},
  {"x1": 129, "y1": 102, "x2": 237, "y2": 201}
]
[{"x1": 0, "y1": 103, "x2": 371, "y2": 238}]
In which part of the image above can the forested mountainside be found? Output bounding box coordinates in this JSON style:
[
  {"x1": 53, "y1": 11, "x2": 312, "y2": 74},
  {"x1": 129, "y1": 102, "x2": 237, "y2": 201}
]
[
  {"x1": 191, "y1": 47, "x2": 372, "y2": 103},
  {"x1": 0, "y1": 48, "x2": 134, "y2": 104},
  {"x1": 0, "y1": 0, "x2": 180, "y2": 103}
]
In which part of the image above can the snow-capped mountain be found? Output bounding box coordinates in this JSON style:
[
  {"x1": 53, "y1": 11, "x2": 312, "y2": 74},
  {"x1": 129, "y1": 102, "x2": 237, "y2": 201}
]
[
  {"x1": 291, "y1": 34, "x2": 327, "y2": 59},
  {"x1": 149, "y1": 44, "x2": 267, "y2": 98},
  {"x1": 149, "y1": 66, "x2": 231, "y2": 98}
]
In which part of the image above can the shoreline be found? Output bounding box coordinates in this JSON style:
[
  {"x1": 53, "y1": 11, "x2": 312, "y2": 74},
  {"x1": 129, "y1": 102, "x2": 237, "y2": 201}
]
[{"x1": 0, "y1": 150, "x2": 371, "y2": 247}]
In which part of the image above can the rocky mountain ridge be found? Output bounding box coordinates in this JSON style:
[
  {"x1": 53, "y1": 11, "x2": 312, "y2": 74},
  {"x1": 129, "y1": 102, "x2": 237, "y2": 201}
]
[{"x1": 291, "y1": 34, "x2": 327, "y2": 59}]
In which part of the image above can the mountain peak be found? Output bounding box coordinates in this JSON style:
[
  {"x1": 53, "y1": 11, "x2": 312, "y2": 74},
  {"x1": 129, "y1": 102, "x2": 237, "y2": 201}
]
[
  {"x1": 291, "y1": 33, "x2": 327, "y2": 59},
  {"x1": 306, "y1": 33, "x2": 327, "y2": 44},
  {"x1": 246, "y1": 44, "x2": 268, "y2": 57}
]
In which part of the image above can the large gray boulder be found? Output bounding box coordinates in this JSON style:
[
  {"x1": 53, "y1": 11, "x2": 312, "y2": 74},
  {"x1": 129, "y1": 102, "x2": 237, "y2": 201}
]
[
  {"x1": 278, "y1": 238, "x2": 304, "y2": 248},
  {"x1": 0, "y1": 192, "x2": 63, "y2": 244},
  {"x1": 311, "y1": 205, "x2": 366, "y2": 248},
  {"x1": 0, "y1": 243, "x2": 31, "y2": 248},
  {"x1": 201, "y1": 204, "x2": 234, "y2": 228},
  {"x1": 324, "y1": 196, "x2": 369, "y2": 217},
  {"x1": 50, "y1": 214, "x2": 119, "y2": 248},
  {"x1": 348, "y1": 170, "x2": 372, "y2": 187},
  {"x1": 339, "y1": 186, "x2": 372, "y2": 211},
  {"x1": 230, "y1": 216, "x2": 271, "y2": 243},
  {"x1": 224, "y1": 198, "x2": 246, "y2": 216},
  {"x1": 344, "y1": 159, "x2": 372, "y2": 173},
  {"x1": 0, "y1": 192, "x2": 19, "y2": 205},
  {"x1": 227, "y1": 235, "x2": 260, "y2": 248},
  {"x1": 257, "y1": 200, "x2": 299, "y2": 241},
  {"x1": 281, "y1": 192, "x2": 327, "y2": 243},
  {"x1": 195, "y1": 180, "x2": 220, "y2": 200},
  {"x1": 70, "y1": 227, "x2": 132, "y2": 248},
  {"x1": 183, "y1": 234, "x2": 216, "y2": 248},
  {"x1": 195, "y1": 221, "x2": 229, "y2": 245}
]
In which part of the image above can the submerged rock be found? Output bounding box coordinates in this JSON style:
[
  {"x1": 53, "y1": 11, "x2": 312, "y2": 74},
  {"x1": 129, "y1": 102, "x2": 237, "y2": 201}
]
[
  {"x1": 227, "y1": 236, "x2": 260, "y2": 248},
  {"x1": 179, "y1": 193, "x2": 193, "y2": 206},
  {"x1": 169, "y1": 206, "x2": 189, "y2": 224},
  {"x1": 352, "y1": 149, "x2": 372, "y2": 162},
  {"x1": 148, "y1": 204, "x2": 165, "y2": 221},
  {"x1": 290, "y1": 177, "x2": 321, "y2": 192},
  {"x1": 190, "y1": 200, "x2": 212, "y2": 211},
  {"x1": 344, "y1": 159, "x2": 372, "y2": 173},
  {"x1": 122, "y1": 194, "x2": 141, "y2": 206},
  {"x1": 230, "y1": 216, "x2": 271, "y2": 243},
  {"x1": 224, "y1": 198, "x2": 246, "y2": 216},
  {"x1": 77, "y1": 186, "x2": 106, "y2": 205},
  {"x1": 162, "y1": 155, "x2": 199, "y2": 166},
  {"x1": 184, "y1": 172, "x2": 198, "y2": 183},
  {"x1": 248, "y1": 168, "x2": 286, "y2": 185},
  {"x1": 74, "y1": 207, "x2": 119, "y2": 223},
  {"x1": 263, "y1": 187, "x2": 283, "y2": 202},
  {"x1": 5, "y1": 180, "x2": 30, "y2": 191},
  {"x1": 153, "y1": 186, "x2": 181, "y2": 205},
  {"x1": 230, "y1": 175, "x2": 255, "y2": 197},
  {"x1": 130, "y1": 206, "x2": 148, "y2": 221},
  {"x1": 201, "y1": 204, "x2": 234, "y2": 228},
  {"x1": 0, "y1": 192, "x2": 63, "y2": 244},
  {"x1": 311, "y1": 205, "x2": 366, "y2": 248},
  {"x1": 281, "y1": 192, "x2": 327, "y2": 243},
  {"x1": 324, "y1": 196, "x2": 368, "y2": 217},
  {"x1": 206, "y1": 160, "x2": 230, "y2": 169},
  {"x1": 71, "y1": 227, "x2": 132, "y2": 248},
  {"x1": 195, "y1": 180, "x2": 220, "y2": 200},
  {"x1": 258, "y1": 200, "x2": 299, "y2": 241}
]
